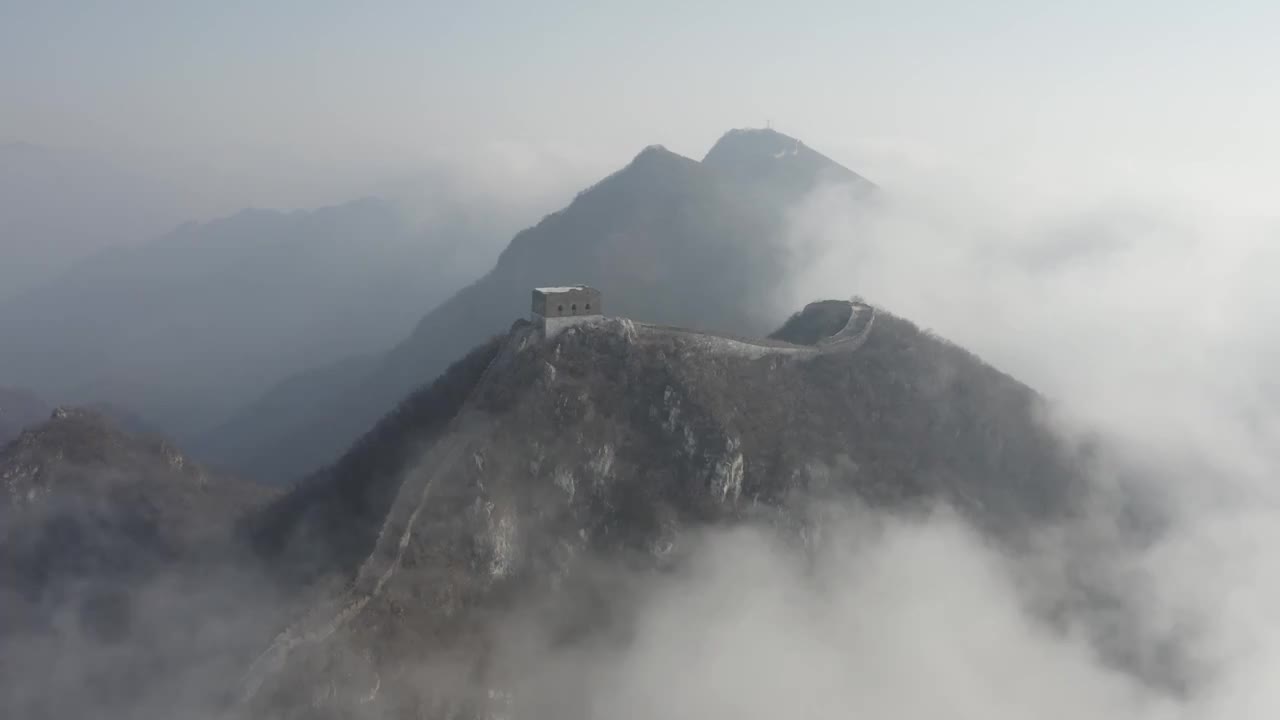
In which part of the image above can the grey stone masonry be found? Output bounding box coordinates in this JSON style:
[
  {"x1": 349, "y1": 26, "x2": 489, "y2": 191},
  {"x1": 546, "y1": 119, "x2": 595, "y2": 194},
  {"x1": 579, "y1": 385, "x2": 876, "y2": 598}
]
[
  {"x1": 531, "y1": 286, "x2": 602, "y2": 318},
  {"x1": 532, "y1": 286, "x2": 603, "y2": 338}
]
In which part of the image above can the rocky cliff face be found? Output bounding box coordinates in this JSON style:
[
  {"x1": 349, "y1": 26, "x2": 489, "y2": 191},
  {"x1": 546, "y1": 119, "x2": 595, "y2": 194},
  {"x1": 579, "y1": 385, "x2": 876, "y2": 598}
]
[{"x1": 241, "y1": 302, "x2": 1088, "y2": 718}]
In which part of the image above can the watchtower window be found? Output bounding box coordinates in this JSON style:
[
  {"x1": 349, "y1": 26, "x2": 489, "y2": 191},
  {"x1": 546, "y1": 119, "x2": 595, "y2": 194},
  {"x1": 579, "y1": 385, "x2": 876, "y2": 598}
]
[
  {"x1": 571, "y1": 304, "x2": 577, "y2": 312},
  {"x1": 585, "y1": 303, "x2": 591, "y2": 310},
  {"x1": 557, "y1": 304, "x2": 564, "y2": 313}
]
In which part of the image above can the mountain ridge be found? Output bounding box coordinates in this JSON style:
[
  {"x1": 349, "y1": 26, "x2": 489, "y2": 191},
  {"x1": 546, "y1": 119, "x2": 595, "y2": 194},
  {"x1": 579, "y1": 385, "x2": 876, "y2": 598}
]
[{"x1": 239, "y1": 298, "x2": 1088, "y2": 716}]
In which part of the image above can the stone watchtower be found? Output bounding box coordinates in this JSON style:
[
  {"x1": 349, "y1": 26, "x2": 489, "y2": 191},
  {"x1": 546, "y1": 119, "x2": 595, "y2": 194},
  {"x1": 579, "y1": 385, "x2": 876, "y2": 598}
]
[{"x1": 531, "y1": 286, "x2": 602, "y2": 338}]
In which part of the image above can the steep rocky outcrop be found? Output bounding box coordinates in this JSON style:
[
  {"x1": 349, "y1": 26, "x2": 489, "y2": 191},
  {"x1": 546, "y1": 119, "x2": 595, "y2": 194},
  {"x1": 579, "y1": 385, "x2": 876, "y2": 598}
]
[{"x1": 241, "y1": 303, "x2": 1087, "y2": 718}]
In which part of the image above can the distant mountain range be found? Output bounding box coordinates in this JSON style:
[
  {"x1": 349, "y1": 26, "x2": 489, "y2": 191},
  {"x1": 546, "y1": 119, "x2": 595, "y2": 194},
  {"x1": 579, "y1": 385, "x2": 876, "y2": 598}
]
[
  {"x1": 0, "y1": 196, "x2": 509, "y2": 438},
  {"x1": 0, "y1": 142, "x2": 196, "y2": 300},
  {"x1": 201, "y1": 129, "x2": 875, "y2": 482}
]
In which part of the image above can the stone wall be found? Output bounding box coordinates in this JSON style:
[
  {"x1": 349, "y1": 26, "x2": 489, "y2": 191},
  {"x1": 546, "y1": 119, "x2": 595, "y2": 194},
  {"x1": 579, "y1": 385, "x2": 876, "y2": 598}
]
[{"x1": 533, "y1": 286, "x2": 603, "y2": 338}]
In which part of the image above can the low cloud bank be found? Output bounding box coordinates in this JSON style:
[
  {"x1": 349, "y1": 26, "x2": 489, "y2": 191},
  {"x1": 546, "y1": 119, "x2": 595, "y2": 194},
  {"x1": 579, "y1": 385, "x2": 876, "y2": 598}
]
[{"x1": 653, "y1": 178, "x2": 1280, "y2": 719}]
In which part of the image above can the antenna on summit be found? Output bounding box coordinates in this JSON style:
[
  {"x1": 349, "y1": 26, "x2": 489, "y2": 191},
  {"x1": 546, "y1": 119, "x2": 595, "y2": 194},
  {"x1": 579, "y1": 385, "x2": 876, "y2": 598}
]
[{"x1": 765, "y1": 118, "x2": 772, "y2": 130}]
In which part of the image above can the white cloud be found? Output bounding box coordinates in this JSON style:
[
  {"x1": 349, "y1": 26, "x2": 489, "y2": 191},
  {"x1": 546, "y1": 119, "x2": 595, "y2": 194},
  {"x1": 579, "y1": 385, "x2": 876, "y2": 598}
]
[{"x1": 685, "y1": 174, "x2": 1280, "y2": 720}]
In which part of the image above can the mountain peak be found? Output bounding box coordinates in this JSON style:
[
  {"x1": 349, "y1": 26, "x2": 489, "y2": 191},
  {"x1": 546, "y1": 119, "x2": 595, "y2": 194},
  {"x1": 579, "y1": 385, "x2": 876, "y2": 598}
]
[
  {"x1": 637, "y1": 142, "x2": 674, "y2": 157},
  {"x1": 49, "y1": 405, "x2": 108, "y2": 423},
  {"x1": 706, "y1": 127, "x2": 804, "y2": 155},
  {"x1": 549, "y1": 142, "x2": 700, "y2": 207},
  {"x1": 625, "y1": 143, "x2": 696, "y2": 171},
  {"x1": 702, "y1": 127, "x2": 874, "y2": 196}
]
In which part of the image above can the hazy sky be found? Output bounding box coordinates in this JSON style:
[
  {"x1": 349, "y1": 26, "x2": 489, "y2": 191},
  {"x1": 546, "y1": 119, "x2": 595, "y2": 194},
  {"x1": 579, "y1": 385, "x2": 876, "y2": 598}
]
[{"x1": 4, "y1": 1, "x2": 1278, "y2": 211}]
